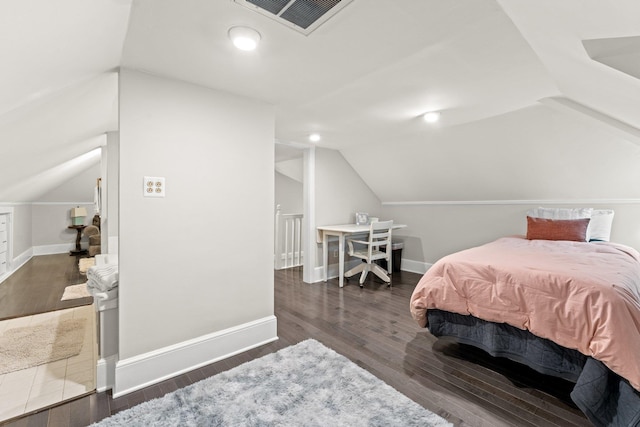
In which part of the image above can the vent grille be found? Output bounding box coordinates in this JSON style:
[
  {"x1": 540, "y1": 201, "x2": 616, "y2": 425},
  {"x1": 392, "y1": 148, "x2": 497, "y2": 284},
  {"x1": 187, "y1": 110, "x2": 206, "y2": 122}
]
[
  {"x1": 235, "y1": 0, "x2": 353, "y2": 35},
  {"x1": 279, "y1": 0, "x2": 340, "y2": 29},
  {"x1": 246, "y1": 0, "x2": 290, "y2": 15}
]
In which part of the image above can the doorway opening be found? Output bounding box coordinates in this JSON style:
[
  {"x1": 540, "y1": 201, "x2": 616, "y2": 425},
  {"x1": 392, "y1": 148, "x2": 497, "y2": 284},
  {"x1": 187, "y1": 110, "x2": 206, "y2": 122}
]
[{"x1": 274, "y1": 141, "x2": 315, "y2": 284}]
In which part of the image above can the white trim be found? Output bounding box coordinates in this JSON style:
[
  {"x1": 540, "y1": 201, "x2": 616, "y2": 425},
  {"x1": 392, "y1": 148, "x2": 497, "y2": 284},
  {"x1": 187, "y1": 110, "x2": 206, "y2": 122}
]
[
  {"x1": 33, "y1": 243, "x2": 77, "y2": 256},
  {"x1": 382, "y1": 199, "x2": 640, "y2": 206},
  {"x1": 96, "y1": 355, "x2": 118, "y2": 392},
  {"x1": 113, "y1": 316, "x2": 278, "y2": 398},
  {"x1": 400, "y1": 259, "x2": 433, "y2": 275},
  {"x1": 302, "y1": 146, "x2": 315, "y2": 284},
  {"x1": 11, "y1": 248, "x2": 32, "y2": 273},
  {"x1": 0, "y1": 202, "x2": 93, "y2": 206},
  {"x1": 0, "y1": 208, "x2": 14, "y2": 283},
  {"x1": 274, "y1": 138, "x2": 314, "y2": 150},
  {"x1": 30, "y1": 201, "x2": 94, "y2": 205},
  {"x1": 539, "y1": 96, "x2": 640, "y2": 142},
  {"x1": 311, "y1": 258, "x2": 433, "y2": 282},
  {"x1": 311, "y1": 259, "x2": 363, "y2": 283}
]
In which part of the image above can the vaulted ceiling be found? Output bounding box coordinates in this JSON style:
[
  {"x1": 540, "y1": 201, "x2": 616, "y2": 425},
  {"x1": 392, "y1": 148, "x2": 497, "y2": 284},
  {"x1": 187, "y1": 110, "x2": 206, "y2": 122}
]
[{"x1": 1, "y1": 0, "x2": 639, "y2": 202}]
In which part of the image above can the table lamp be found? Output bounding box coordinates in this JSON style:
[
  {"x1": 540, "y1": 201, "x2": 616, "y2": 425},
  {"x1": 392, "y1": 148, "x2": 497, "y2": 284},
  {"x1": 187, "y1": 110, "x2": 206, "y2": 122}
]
[{"x1": 71, "y1": 207, "x2": 87, "y2": 226}]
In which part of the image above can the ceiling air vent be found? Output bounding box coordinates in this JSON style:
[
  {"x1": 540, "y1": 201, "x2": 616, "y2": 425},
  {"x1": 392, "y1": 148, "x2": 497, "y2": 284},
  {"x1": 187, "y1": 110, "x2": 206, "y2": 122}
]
[{"x1": 234, "y1": 0, "x2": 354, "y2": 35}]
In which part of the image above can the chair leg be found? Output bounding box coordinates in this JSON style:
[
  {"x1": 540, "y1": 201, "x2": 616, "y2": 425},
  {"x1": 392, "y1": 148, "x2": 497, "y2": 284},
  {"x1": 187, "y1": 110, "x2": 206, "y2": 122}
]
[
  {"x1": 370, "y1": 264, "x2": 391, "y2": 284},
  {"x1": 348, "y1": 262, "x2": 392, "y2": 288},
  {"x1": 358, "y1": 265, "x2": 371, "y2": 287},
  {"x1": 345, "y1": 262, "x2": 366, "y2": 278}
]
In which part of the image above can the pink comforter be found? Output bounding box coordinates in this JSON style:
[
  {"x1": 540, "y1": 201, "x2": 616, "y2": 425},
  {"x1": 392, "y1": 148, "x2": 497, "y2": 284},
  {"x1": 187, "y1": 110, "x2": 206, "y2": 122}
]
[{"x1": 410, "y1": 236, "x2": 640, "y2": 391}]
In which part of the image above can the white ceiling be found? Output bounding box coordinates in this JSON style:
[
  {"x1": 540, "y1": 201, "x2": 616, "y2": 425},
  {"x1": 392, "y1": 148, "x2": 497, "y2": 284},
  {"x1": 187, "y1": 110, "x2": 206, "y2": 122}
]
[
  {"x1": 1, "y1": 0, "x2": 639, "y2": 202},
  {"x1": 121, "y1": 0, "x2": 560, "y2": 149},
  {"x1": 497, "y1": 0, "x2": 640, "y2": 131}
]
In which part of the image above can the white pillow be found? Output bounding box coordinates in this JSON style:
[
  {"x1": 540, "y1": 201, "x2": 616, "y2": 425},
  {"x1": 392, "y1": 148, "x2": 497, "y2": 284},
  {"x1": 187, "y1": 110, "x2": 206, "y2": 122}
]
[
  {"x1": 526, "y1": 207, "x2": 615, "y2": 241},
  {"x1": 588, "y1": 209, "x2": 615, "y2": 241},
  {"x1": 527, "y1": 207, "x2": 593, "y2": 220}
]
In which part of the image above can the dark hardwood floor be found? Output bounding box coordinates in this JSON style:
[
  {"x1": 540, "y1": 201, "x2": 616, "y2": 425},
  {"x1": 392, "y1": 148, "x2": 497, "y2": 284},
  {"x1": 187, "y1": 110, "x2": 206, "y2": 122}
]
[
  {"x1": 1, "y1": 266, "x2": 591, "y2": 427},
  {"x1": 0, "y1": 254, "x2": 93, "y2": 321}
]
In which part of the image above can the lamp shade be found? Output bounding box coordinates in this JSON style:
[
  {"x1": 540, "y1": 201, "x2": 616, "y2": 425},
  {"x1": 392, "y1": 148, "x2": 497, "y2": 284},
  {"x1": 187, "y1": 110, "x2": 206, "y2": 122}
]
[
  {"x1": 71, "y1": 207, "x2": 87, "y2": 218},
  {"x1": 71, "y1": 207, "x2": 87, "y2": 225}
]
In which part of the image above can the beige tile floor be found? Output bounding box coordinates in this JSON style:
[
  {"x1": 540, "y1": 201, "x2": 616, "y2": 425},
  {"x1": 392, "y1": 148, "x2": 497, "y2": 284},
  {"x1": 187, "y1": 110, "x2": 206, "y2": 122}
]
[{"x1": 0, "y1": 304, "x2": 97, "y2": 422}]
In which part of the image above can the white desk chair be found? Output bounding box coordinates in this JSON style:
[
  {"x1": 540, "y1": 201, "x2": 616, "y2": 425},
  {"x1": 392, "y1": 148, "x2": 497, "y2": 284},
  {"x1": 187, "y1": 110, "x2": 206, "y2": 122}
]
[{"x1": 344, "y1": 220, "x2": 393, "y2": 287}]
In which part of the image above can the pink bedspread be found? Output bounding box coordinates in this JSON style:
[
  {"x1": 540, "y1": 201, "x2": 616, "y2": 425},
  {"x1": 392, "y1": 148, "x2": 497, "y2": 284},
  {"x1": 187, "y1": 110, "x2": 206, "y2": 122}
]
[{"x1": 410, "y1": 236, "x2": 640, "y2": 391}]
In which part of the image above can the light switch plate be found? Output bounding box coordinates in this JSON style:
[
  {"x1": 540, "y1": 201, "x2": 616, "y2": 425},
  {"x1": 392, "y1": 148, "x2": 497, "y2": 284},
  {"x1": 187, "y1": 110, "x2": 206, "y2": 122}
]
[{"x1": 144, "y1": 176, "x2": 165, "y2": 198}]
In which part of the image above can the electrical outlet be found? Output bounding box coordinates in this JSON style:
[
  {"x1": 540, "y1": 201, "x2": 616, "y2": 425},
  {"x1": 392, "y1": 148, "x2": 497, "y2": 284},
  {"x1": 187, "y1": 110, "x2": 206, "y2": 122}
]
[
  {"x1": 144, "y1": 176, "x2": 165, "y2": 198},
  {"x1": 333, "y1": 250, "x2": 338, "y2": 257}
]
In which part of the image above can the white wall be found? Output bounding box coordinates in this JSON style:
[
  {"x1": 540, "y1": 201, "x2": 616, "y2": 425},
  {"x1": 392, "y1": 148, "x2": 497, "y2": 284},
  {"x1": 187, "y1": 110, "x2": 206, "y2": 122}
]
[
  {"x1": 275, "y1": 158, "x2": 303, "y2": 183},
  {"x1": 313, "y1": 148, "x2": 382, "y2": 269},
  {"x1": 0, "y1": 161, "x2": 97, "y2": 260},
  {"x1": 31, "y1": 203, "x2": 94, "y2": 249},
  {"x1": 27, "y1": 162, "x2": 98, "y2": 252},
  {"x1": 0, "y1": 203, "x2": 32, "y2": 281},
  {"x1": 343, "y1": 105, "x2": 640, "y2": 202},
  {"x1": 381, "y1": 203, "x2": 640, "y2": 272},
  {"x1": 315, "y1": 148, "x2": 382, "y2": 226},
  {"x1": 117, "y1": 69, "x2": 275, "y2": 393},
  {"x1": 37, "y1": 163, "x2": 100, "y2": 203},
  {"x1": 10, "y1": 204, "x2": 32, "y2": 258},
  {"x1": 104, "y1": 132, "x2": 119, "y2": 253},
  {"x1": 275, "y1": 171, "x2": 302, "y2": 214},
  {"x1": 341, "y1": 104, "x2": 640, "y2": 270}
]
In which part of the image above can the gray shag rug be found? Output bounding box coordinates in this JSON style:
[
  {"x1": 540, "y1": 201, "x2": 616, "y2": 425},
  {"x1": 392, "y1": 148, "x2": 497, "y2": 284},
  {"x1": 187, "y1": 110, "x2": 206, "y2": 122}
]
[
  {"x1": 0, "y1": 318, "x2": 85, "y2": 374},
  {"x1": 92, "y1": 339, "x2": 451, "y2": 427}
]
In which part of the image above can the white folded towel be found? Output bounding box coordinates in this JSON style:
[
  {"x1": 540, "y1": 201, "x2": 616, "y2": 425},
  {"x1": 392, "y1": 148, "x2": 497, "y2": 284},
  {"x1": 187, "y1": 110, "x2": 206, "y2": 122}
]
[{"x1": 87, "y1": 264, "x2": 119, "y2": 292}]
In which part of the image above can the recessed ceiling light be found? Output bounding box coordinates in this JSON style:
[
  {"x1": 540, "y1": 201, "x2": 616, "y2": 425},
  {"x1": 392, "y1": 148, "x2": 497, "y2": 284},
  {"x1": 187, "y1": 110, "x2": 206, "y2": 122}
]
[
  {"x1": 309, "y1": 133, "x2": 321, "y2": 142},
  {"x1": 423, "y1": 111, "x2": 441, "y2": 123},
  {"x1": 228, "y1": 26, "x2": 261, "y2": 51}
]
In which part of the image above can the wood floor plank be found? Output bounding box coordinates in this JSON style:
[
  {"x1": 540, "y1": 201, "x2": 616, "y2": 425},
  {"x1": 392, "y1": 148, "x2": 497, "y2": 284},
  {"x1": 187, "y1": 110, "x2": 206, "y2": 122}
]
[
  {"x1": 0, "y1": 254, "x2": 92, "y2": 321},
  {"x1": 68, "y1": 396, "x2": 91, "y2": 427},
  {"x1": 44, "y1": 403, "x2": 70, "y2": 427},
  {"x1": 3, "y1": 267, "x2": 593, "y2": 427}
]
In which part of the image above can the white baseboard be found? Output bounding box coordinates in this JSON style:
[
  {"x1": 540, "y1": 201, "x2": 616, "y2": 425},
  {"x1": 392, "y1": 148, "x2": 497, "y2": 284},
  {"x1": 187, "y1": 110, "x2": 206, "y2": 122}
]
[
  {"x1": 13, "y1": 247, "x2": 32, "y2": 270},
  {"x1": 311, "y1": 258, "x2": 432, "y2": 282},
  {"x1": 96, "y1": 355, "x2": 118, "y2": 392},
  {"x1": 400, "y1": 259, "x2": 433, "y2": 275},
  {"x1": 33, "y1": 243, "x2": 76, "y2": 256},
  {"x1": 0, "y1": 248, "x2": 33, "y2": 284},
  {"x1": 311, "y1": 259, "x2": 361, "y2": 283},
  {"x1": 113, "y1": 315, "x2": 278, "y2": 398}
]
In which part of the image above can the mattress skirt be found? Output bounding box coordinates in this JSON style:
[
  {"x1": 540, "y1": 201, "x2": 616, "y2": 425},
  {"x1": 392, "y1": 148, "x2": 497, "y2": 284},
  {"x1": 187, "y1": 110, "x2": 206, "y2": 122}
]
[{"x1": 427, "y1": 309, "x2": 640, "y2": 427}]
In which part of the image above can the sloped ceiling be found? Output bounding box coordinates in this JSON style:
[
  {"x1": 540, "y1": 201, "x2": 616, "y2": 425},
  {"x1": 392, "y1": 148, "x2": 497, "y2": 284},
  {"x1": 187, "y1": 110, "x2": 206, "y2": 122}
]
[
  {"x1": 121, "y1": 0, "x2": 559, "y2": 149},
  {"x1": 583, "y1": 36, "x2": 640, "y2": 81},
  {"x1": 497, "y1": 0, "x2": 640, "y2": 132},
  {"x1": 0, "y1": 0, "x2": 130, "y2": 203},
  {"x1": 1, "y1": 0, "x2": 639, "y2": 203}
]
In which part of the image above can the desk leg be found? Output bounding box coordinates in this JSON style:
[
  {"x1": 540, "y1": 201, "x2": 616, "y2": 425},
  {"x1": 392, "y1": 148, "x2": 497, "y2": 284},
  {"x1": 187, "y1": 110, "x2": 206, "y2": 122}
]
[
  {"x1": 338, "y1": 234, "x2": 345, "y2": 288},
  {"x1": 322, "y1": 233, "x2": 328, "y2": 282}
]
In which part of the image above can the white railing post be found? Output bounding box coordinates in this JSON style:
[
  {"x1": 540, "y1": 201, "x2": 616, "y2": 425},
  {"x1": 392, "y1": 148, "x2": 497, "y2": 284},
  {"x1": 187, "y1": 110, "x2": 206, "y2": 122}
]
[{"x1": 274, "y1": 208, "x2": 304, "y2": 270}]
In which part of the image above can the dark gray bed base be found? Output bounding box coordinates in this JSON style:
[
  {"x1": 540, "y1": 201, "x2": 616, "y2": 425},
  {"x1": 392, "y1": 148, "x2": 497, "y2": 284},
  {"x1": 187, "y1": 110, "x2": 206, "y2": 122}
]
[{"x1": 427, "y1": 310, "x2": 640, "y2": 427}]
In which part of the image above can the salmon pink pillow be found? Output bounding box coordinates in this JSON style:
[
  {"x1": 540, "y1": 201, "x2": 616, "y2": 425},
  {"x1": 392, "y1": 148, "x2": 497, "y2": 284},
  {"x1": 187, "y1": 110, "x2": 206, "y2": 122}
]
[{"x1": 526, "y1": 217, "x2": 590, "y2": 242}]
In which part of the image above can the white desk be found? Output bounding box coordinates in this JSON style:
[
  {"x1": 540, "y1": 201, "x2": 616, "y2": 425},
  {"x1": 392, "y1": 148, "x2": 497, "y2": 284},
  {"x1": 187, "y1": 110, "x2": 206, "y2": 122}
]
[{"x1": 316, "y1": 223, "x2": 407, "y2": 288}]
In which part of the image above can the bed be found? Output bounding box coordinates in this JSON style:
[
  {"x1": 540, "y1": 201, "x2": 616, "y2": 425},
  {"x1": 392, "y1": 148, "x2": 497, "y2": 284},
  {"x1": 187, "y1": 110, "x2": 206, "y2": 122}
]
[{"x1": 409, "y1": 209, "x2": 640, "y2": 427}]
